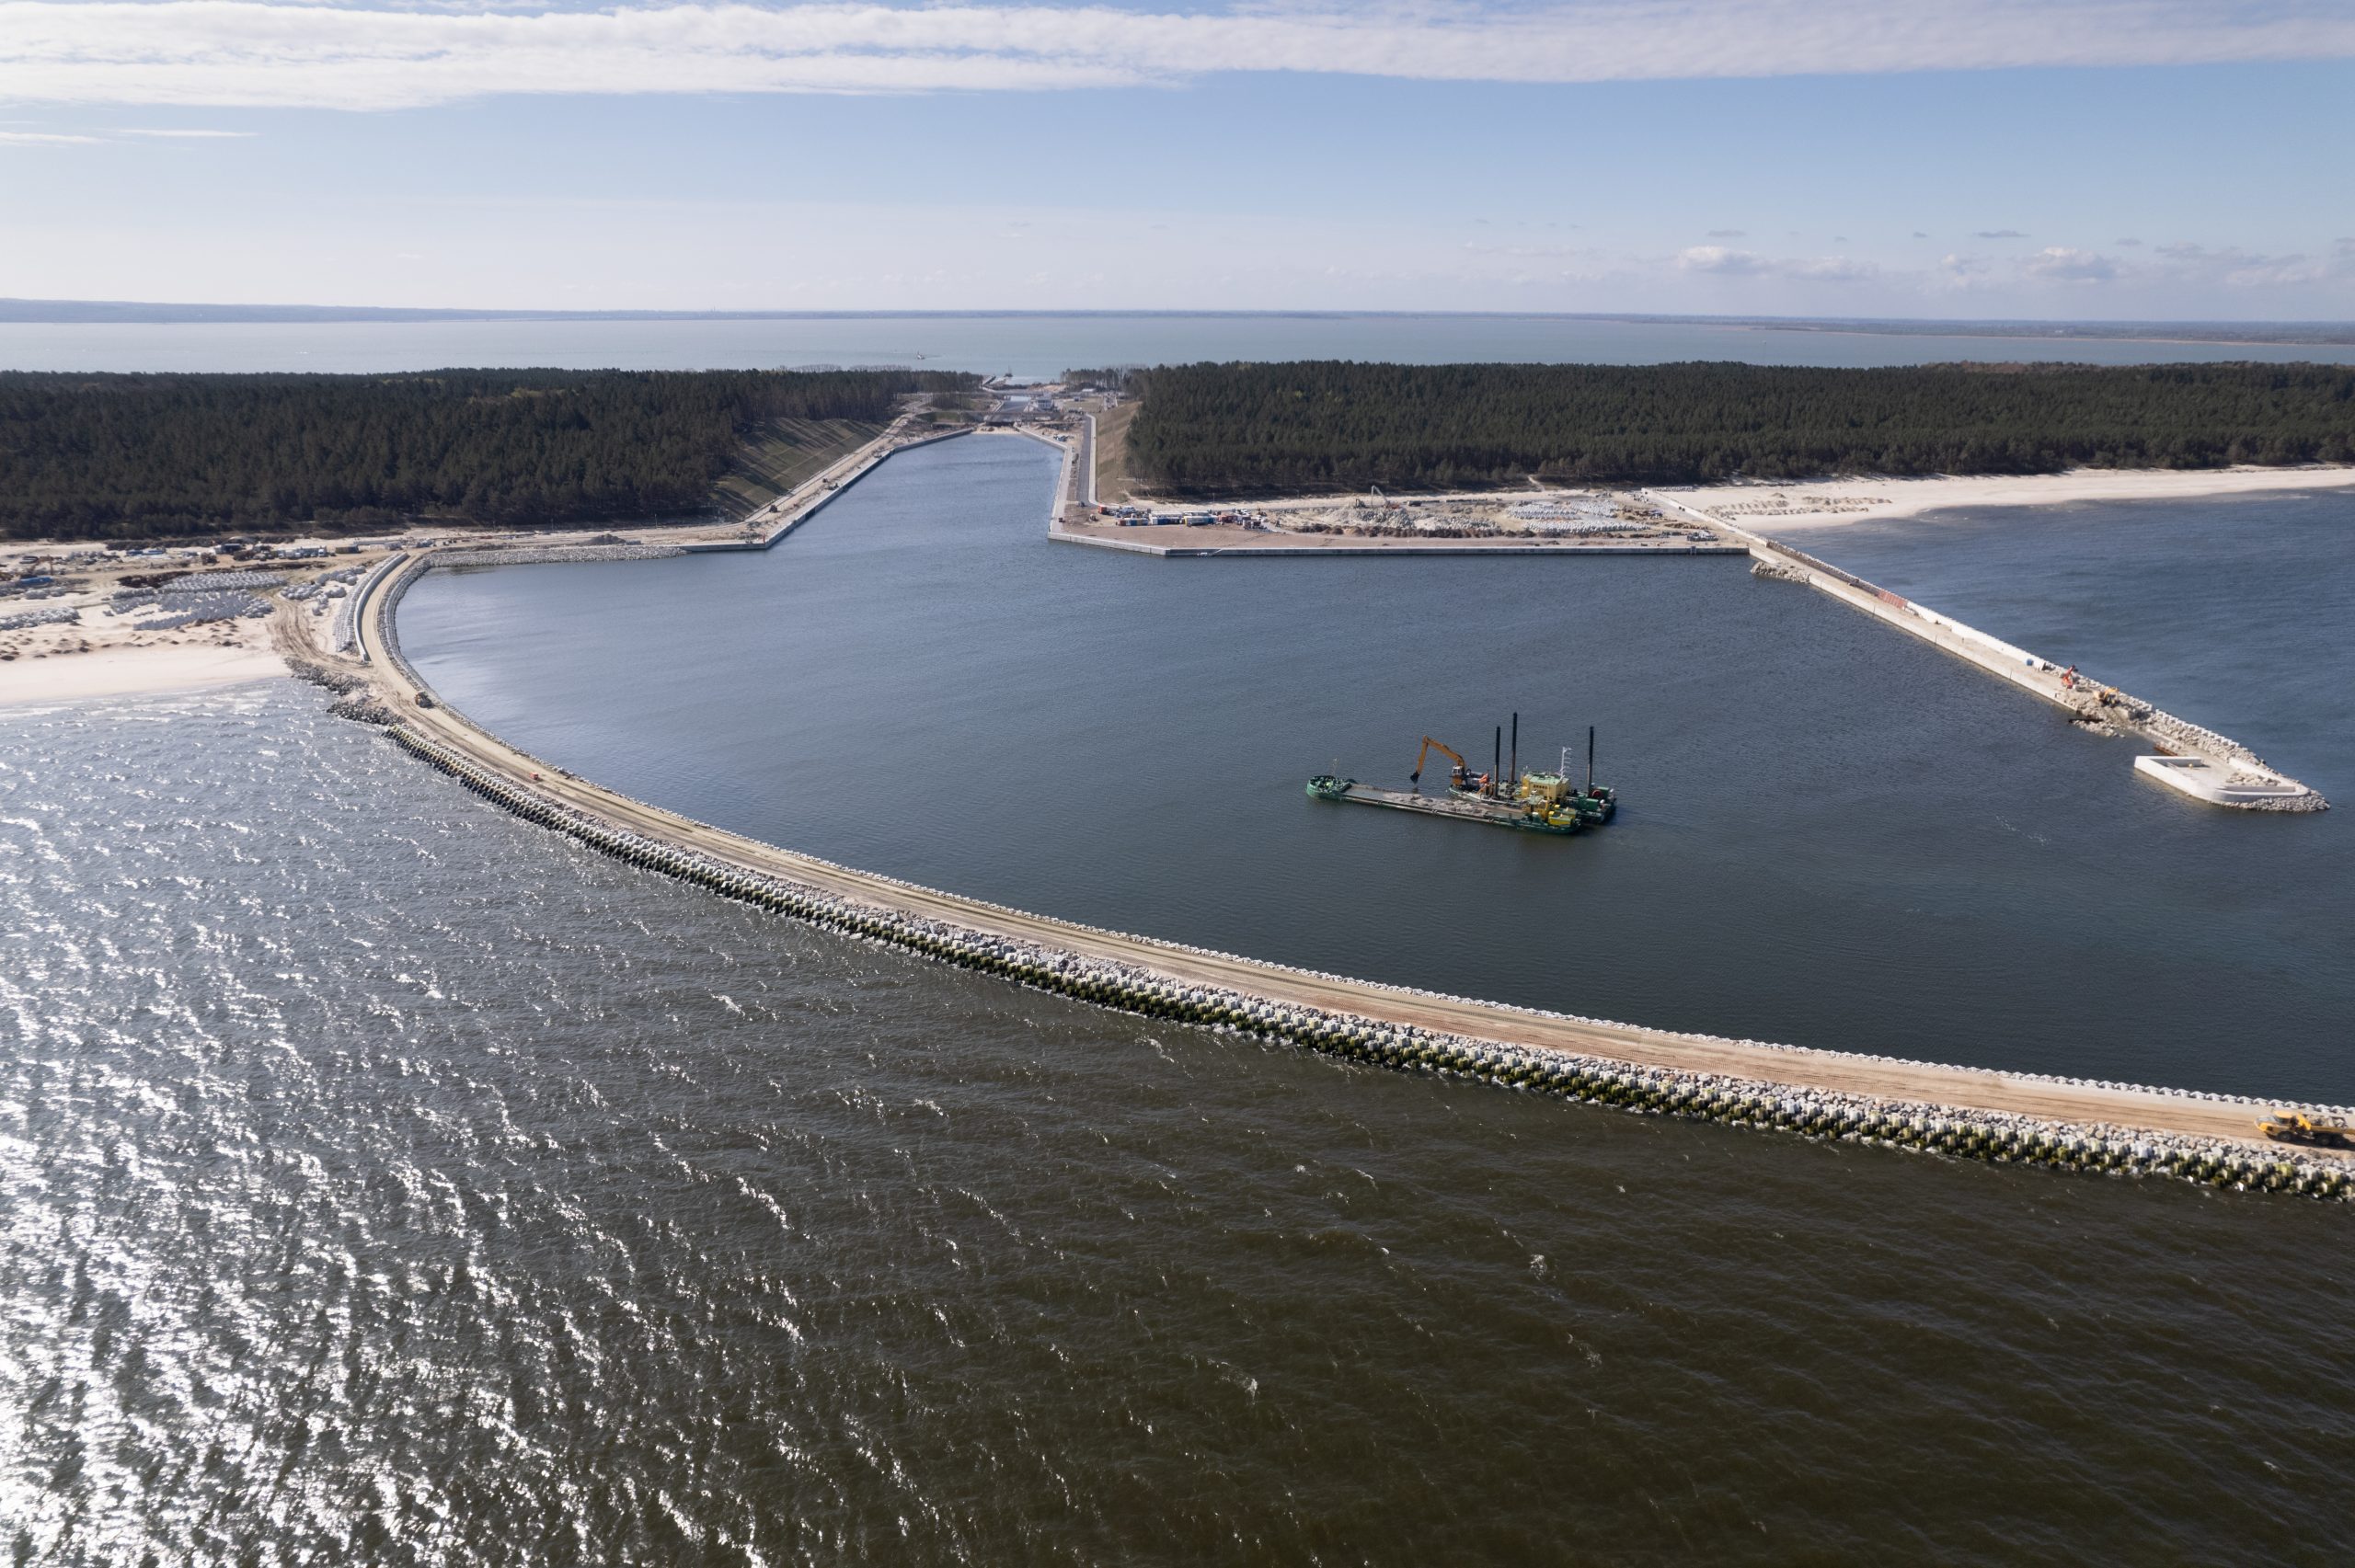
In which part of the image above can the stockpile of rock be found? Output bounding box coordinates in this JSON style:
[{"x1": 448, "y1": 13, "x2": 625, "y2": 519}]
[{"x1": 0, "y1": 605, "x2": 81, "y2": 633}]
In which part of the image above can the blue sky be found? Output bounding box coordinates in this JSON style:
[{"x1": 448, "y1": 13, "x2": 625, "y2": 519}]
[{"x1": 3, "y1": 1, "x2": 2351, "y2": 316}]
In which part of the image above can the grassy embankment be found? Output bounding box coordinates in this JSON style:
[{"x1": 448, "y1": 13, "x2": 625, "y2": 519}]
[
  {"x1": 1090, "y1": 397, "x2": 1141, "y2": 504},
  {"x1": 711, "y1": 417, "x2": 889, "y2": 519}
]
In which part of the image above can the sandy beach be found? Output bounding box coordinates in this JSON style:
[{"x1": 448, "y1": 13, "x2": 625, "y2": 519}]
[
  {"x1": 0, "y1": 571, "x2": 292, "y2": 710},
  {"x1": 0, "y1": 640, "x2": 284, "y2": 708},
  {"x1": 1650, "y1": 464, "x2": 2355, "y2": 530}
]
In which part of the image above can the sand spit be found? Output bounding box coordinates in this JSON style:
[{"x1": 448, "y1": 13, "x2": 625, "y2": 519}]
[
  {"x1": 1652, "y1": 464, "x2": 2355, "y2": 530},
  {"x1": 0, "y1": 639, "x2": 282, "y2": 708}
]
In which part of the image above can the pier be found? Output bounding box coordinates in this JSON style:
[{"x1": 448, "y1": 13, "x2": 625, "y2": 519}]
[{"x1": 1644, "y1": 495, "x2": 2328, "y2": 812}]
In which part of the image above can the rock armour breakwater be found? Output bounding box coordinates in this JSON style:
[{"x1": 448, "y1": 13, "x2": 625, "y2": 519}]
[
  {"x1": 1666, "y1": 498, "x2": 2327, "y2": 811},
  {"x1": 379, "y1": 720, "x2": 2352, "y2": 1202}
]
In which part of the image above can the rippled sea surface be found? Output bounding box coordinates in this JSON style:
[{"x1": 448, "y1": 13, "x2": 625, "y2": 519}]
[{"x1": 5, "y1": 688, "x2": 2354, "y2": 1564}]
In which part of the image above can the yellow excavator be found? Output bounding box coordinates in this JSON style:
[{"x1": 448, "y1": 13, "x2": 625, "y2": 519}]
[
  {"x1": 1408, "y1": 736, "x2": 1482, "y2": 795},
  {"x1": 2258, "y1": 1110, "x2": 2352, "y2": 1150}
]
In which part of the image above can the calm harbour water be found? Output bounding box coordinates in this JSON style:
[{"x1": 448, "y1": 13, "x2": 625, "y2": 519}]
[
  {"x1": 407, "y1": 436, "x2": 2355, "y2": 1105},
  {"x1": 4, "y1": 686, "x2": 2351, "y2": 1565},
  {"x1": 4, "y1": 314, "x2": 2351, "y2": 378}
]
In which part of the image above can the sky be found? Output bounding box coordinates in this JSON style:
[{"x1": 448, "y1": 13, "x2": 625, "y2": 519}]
[{"x1": 2, "y1": 0, "x2": 2351, "y2": 317}]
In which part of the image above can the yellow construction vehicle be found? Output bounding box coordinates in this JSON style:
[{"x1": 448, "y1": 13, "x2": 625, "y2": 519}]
[
  {"x1": 1408, "y1": 736, "x2": 1478, "y2": 795},
  {"x1": 2257, "y1": 1110, "x2": 2352, "y2": 1149}
]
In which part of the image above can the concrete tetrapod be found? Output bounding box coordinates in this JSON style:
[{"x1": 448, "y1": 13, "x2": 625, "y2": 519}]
[{"x1": 380, "y1": 721, "x2": 2348, "y2": 1203}]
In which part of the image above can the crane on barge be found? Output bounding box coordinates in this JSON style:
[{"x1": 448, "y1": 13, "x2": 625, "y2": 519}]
[
  {"x1": 1408, "y1": 736, "x2": 1481, "y2": 794},
  {"x1": 1308, "y1": 717, "x2": 1617, "y2": 836}
]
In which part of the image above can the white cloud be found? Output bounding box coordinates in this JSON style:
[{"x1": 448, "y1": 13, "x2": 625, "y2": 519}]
[
  {"x1": 2, "y1": 0, "x2": 2351, "y2": 109},
  {"x1": 2022, "y1": 246, "x2": 2119, "y2": 280},
  {"x1": 118, "y1": 127, "x2": 258, "y2": 137},
  {"x1": 1924, "y1": 252, "x2": 1998, "y2": 292},
  {"x1": 1678, "y1": 245, "x2": 1871, "y2": 280},
  {"x1": 2146, "y1": 242, "x2": 2328, "y2": 288},
  {"x1": 1677, "y1": 245, "x2": 1772, "y2": 274},
  {"x1": 1787, "y1": 254, "x2": 1874, "y2": 280},
  {"x1": 0, "y1": 129, "x2": 102, "y2": 143}
]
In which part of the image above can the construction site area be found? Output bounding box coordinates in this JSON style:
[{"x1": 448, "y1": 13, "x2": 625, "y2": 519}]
[
  {"x1": 1029, "y1": 377, "x2": 1738, "y2": 555},
  {"x1": 1091, "y1": 488, "x2": 1722, "y2": 545}
]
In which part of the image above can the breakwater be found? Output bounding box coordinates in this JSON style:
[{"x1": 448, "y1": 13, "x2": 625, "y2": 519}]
[
  {"x1": 375, "y1": 719, "x2": 2351, "y2": 1200},
  {"x1": 350, "y1": 439, "x2": 2355, "y2": 1199},
  {"x1": 1649, "y1": 496, "x2": 2327, "y2": 810}
]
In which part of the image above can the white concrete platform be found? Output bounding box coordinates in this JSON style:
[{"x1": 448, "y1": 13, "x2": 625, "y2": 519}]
[{"x1": 2133, "y1": 753, "x2": 2317, "y2": 808}]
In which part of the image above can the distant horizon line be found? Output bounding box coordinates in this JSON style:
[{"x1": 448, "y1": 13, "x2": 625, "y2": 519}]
[{"x1": 4, "y1": 299, "x2": 2353, "y2": 346}]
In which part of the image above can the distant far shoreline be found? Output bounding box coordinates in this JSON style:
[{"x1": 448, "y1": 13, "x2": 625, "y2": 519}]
[{"x1": 3, "y1": 299, "x2": 2351, "y2": 348}]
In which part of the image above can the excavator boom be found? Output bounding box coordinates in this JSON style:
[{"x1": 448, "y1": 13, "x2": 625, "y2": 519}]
[{"x1": 1409, "y1": 735, "x2": 1467, "y2": 787}]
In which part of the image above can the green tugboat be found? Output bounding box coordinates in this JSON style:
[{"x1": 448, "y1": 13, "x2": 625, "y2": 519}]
[{"x1": 1307, "y1": 721, "x2": 1616, "y2": 836}]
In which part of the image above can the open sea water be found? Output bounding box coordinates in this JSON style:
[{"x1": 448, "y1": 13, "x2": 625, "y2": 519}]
[
  {"x1": 4, "y1": 685, "x2": 2352, "y2": 1565},
  {"x1": 4, "y1": 314, "x2": 2351, "y2": 378}
]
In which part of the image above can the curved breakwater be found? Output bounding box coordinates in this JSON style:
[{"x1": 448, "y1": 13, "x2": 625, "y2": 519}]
[{"x1": 377, "y1": 716, "x2": 2352, "y2": 1201}]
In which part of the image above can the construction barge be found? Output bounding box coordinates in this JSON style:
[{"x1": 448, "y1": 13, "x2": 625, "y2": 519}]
[{"x1": 1309, "y1": 720, "x2": 1617, "y2": 836}]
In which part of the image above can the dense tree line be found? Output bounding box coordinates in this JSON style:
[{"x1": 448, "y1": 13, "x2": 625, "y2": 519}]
[
  {"x1": 1120, "y1": 361, "x2": 2355, "y2": 495},
  {"x1": 0, "y1": 368, "x2": 976, "y2": 539}
]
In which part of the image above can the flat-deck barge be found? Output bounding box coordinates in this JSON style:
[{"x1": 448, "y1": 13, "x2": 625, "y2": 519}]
[
  {"x1": 1310, "y1": 725, "x2": 1617, "y2": 835},
  {"x1": 1306, "y1": 776, "x2": 1614, "y2": 834}
]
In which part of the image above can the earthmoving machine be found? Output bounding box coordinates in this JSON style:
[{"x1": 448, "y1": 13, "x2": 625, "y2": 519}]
[
  {"x1": 2258, "y1": 1110, "x2": 2353, "y2": 1149},
  {"x1": 1408, "y1": 736, "x2": 1480, "y2": 795}
]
